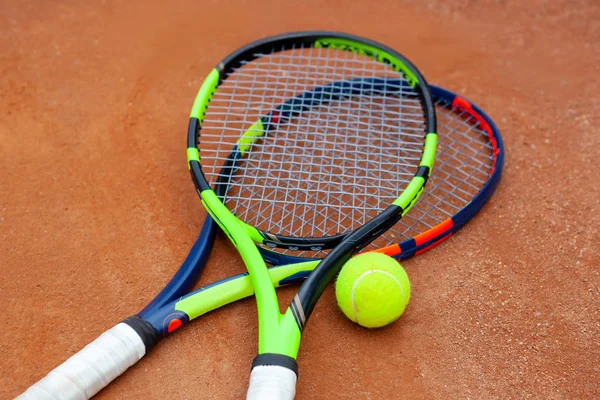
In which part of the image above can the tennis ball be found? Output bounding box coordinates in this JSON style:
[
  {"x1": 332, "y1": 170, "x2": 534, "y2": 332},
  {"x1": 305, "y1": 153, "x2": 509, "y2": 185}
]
[{"x1": 335, "y1": 252, "x2": 410, "y2": 328}]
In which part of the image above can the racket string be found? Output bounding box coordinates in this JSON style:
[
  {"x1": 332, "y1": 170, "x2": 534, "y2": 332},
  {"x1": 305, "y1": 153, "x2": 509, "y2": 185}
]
[
  {"x1": 199, "y1": 46, "x2": 426, "y2": 240},
  {"x1": 262, "y1": 97, "x2": 496, "y2": 258}
]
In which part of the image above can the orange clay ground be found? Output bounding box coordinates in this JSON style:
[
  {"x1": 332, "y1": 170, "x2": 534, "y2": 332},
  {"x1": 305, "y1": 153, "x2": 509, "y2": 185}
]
[{"x1": 1, "y1": 1, "x2": 598, "y2": 399}]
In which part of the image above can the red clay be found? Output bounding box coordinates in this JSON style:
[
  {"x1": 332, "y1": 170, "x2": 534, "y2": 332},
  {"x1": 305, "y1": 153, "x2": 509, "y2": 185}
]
[{"x1": 2, "y1": 1, "x2": 598, "y2": 399}]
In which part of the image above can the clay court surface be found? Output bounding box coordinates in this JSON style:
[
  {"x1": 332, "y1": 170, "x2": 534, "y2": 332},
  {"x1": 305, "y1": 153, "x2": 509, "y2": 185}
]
[{"x1": 2, "y1": 1, "x2": 599, "y2": 399}]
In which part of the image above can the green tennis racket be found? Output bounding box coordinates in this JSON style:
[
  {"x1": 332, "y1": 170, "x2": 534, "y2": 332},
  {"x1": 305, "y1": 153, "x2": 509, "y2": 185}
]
[{"x1": 187, "y1": 31, "x2": 437, "y2": 398}]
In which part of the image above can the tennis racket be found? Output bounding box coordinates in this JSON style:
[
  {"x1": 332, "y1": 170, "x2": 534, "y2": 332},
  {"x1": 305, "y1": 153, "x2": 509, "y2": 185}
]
[
  {"x1": 17, "y1": 82, "x2": 503, "y2": 399},
  {"x1": 187, "y1": 31, "x2": 437, "y2": 398}
]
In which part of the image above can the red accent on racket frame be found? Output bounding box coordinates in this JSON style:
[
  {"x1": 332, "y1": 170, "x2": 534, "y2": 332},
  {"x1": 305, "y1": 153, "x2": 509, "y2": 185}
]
[
  {"x1": 415, "y1": 233, "x2": 452, "y2": 256},
  {"x1": 451, "y1": 96, "x2": 500, "y2": 175},
  {"x1": 414, "y1": 218, "x2": 454, "y2": 246},
  {"x1": 167, "y1": 319, "x2": 183, "y2": 333}
]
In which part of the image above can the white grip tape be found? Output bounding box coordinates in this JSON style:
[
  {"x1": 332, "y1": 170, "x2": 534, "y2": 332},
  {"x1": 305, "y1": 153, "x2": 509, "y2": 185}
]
[
  {"x1": 16, "y1": 322, "x2": 146, "y2": 400},
  {"x1": 246, "y1": 365, "x2": 297, "y2": 400}
]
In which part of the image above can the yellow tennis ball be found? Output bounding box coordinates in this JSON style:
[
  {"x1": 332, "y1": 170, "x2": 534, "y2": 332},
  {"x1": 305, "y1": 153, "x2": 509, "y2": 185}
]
[{"x1": 335, "y1": 252, "x2": 410, "y2": 328}]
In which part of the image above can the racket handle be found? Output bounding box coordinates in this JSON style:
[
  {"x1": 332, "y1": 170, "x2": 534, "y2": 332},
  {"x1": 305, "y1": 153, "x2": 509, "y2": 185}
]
[
  {"x1": 247, "y1": 355, "x2": 298, "y2": 400},
  {"x1": 16, "y1": 322, "x2": 146, "y2": 400}
]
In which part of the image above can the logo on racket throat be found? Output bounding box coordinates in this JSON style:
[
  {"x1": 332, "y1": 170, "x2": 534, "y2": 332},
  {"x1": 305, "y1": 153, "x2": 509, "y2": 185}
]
[{"x1": 291, "y1": 294, "x2": 307, "y2": 330}]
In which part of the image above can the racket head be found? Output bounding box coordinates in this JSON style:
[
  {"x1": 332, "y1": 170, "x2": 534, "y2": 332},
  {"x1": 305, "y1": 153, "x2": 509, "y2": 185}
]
[
  {"x1": 187, "y1": 31, "x2": 437, "y2": 254},
  {"x1": 256, "y1": 83, "x2": 504, "y2": 266}
]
